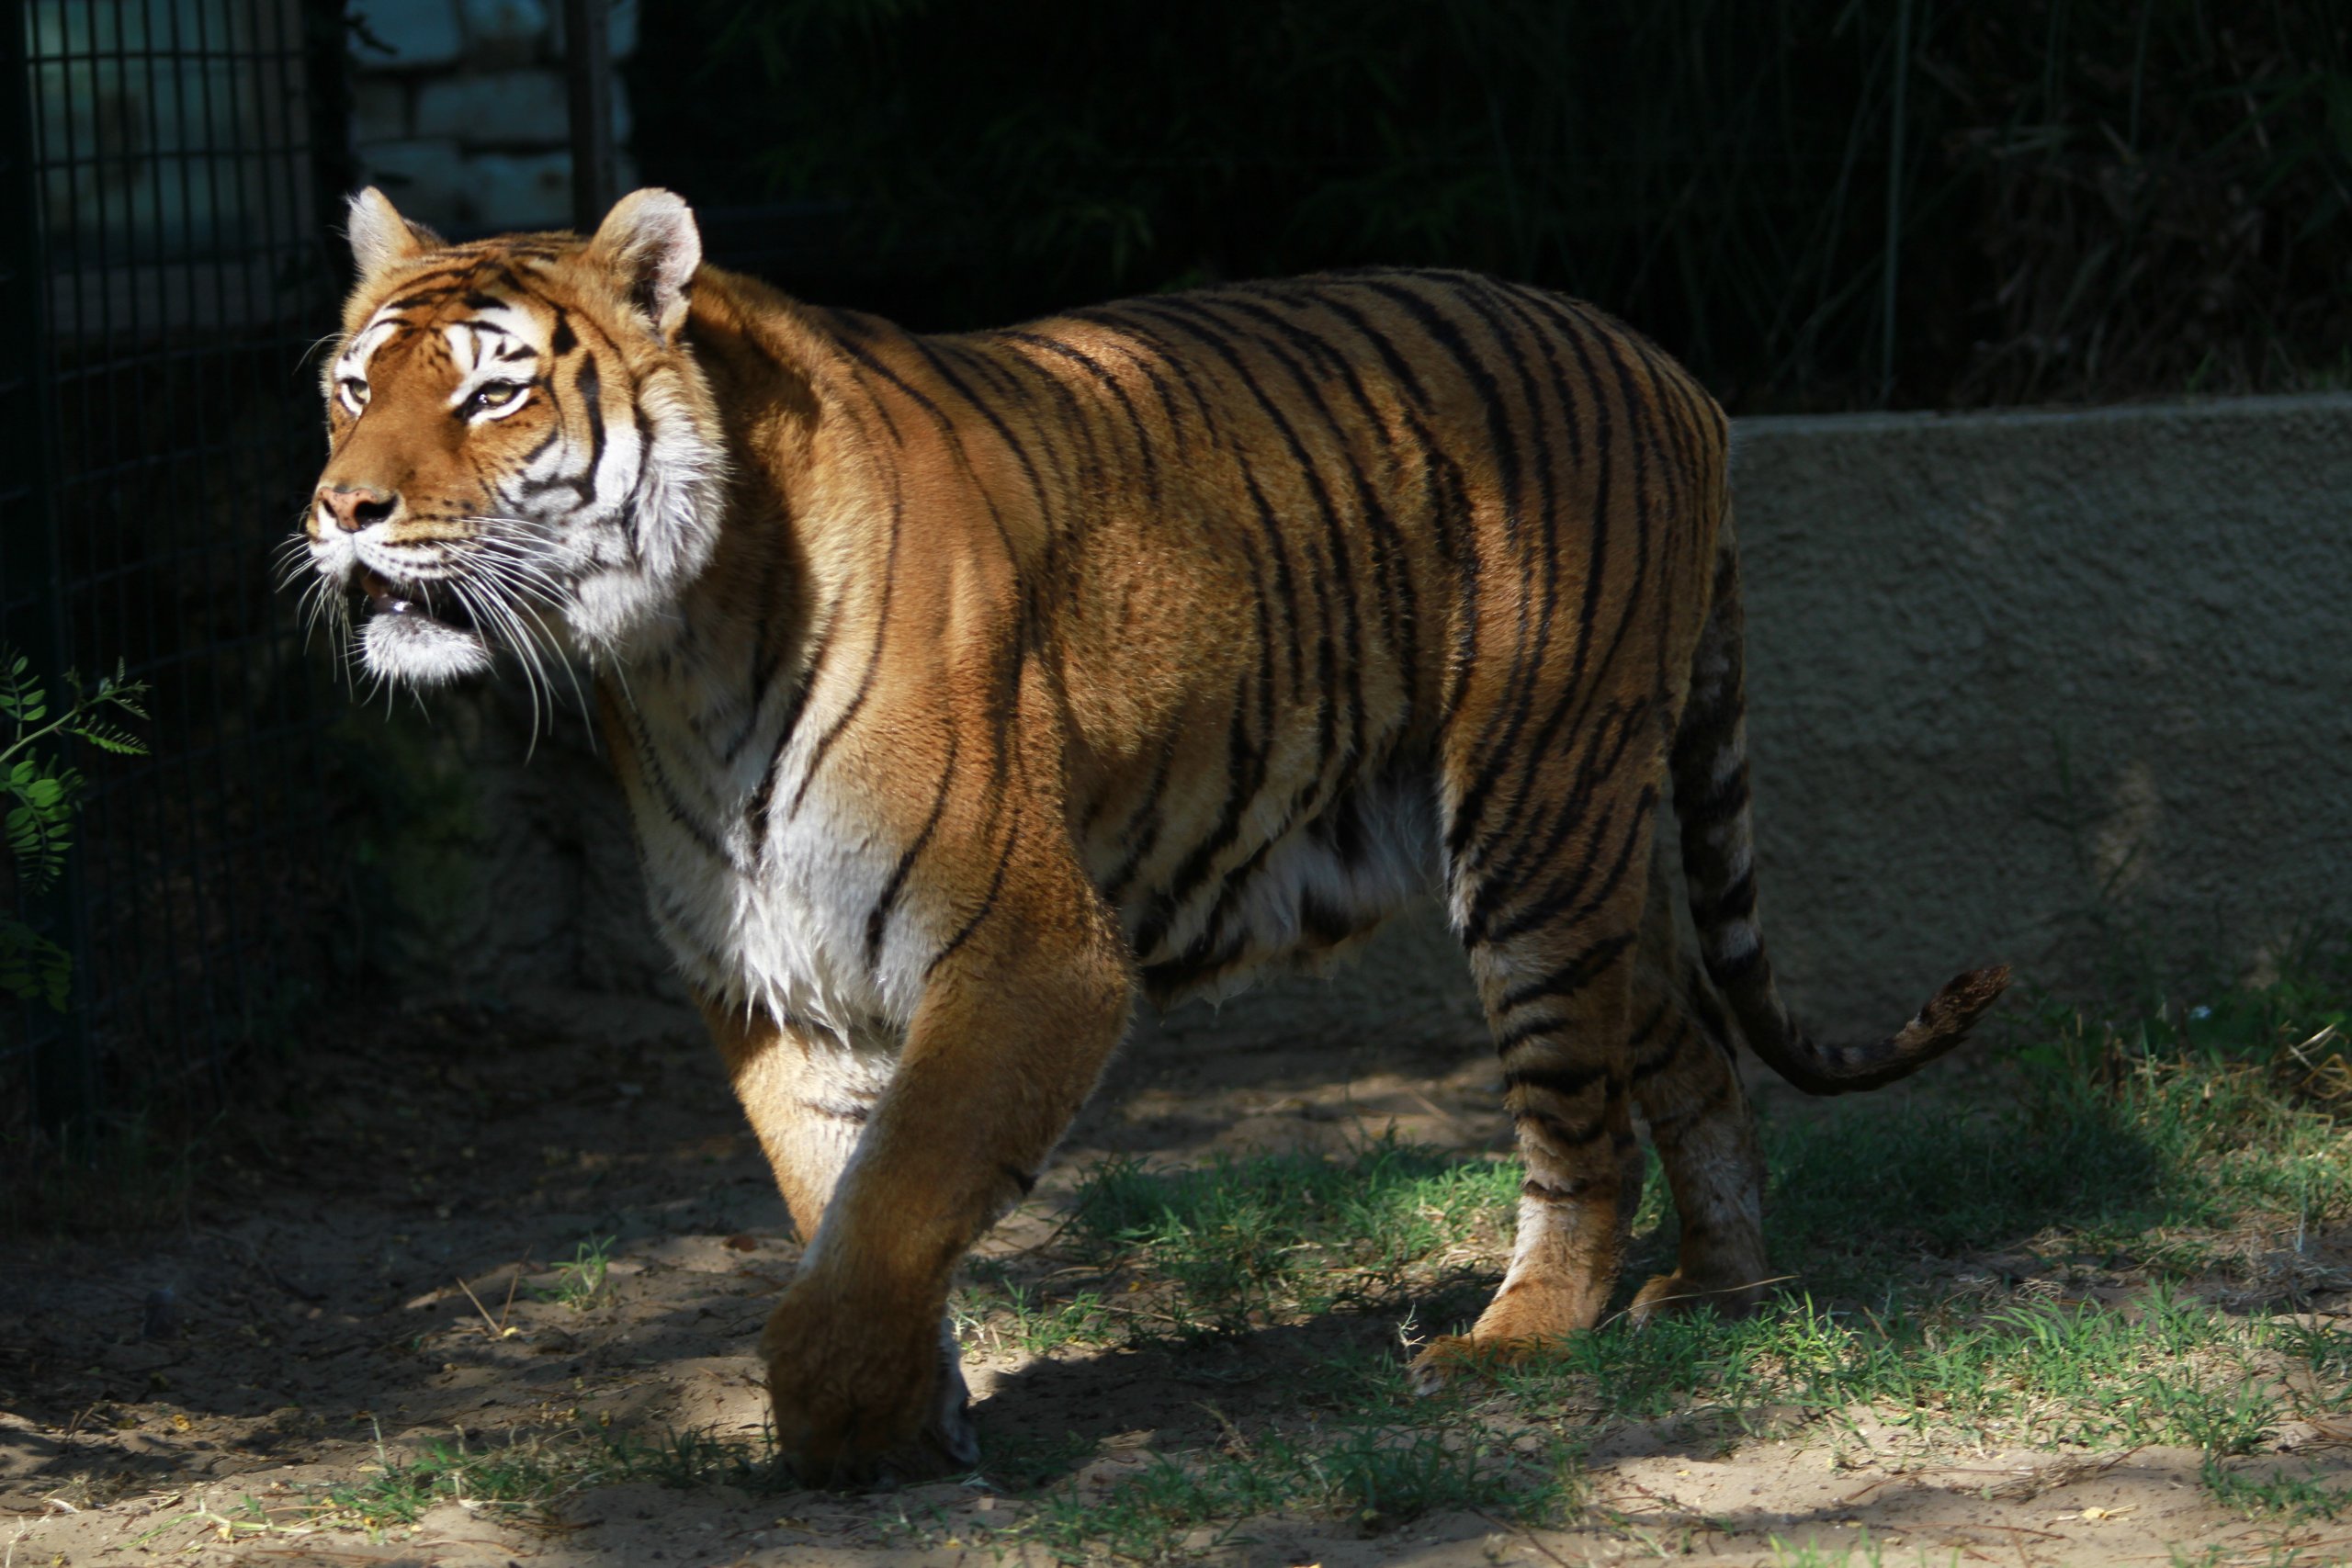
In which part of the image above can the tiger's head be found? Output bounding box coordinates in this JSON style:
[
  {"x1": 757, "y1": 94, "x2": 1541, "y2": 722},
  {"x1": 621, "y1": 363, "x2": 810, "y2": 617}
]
[{"x1": 297, "y1": 186, "x2": 726, "y2": 692}]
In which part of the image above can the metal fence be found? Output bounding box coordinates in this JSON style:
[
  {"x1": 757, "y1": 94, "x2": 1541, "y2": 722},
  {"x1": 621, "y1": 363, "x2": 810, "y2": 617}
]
[{"x1": 2, "y1": 0, "x2": 351, "y2": 1133}]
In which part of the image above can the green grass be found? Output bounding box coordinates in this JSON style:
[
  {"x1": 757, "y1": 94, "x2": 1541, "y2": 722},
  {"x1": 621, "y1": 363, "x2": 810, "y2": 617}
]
[
  {"x1": 1057, "y1": 1138, "x2": 1523, "y2": 1337},
  {"x1": 300, "y1": 947, "x2": 2352, "y2": 1562},
  {"x1": 1494, "y1": 1286, "x2": 2290, "y2": 1453},
  {"x1": 538, "y1": 1234, "x2": 617, "y2": 1311},
  {"x1": 2202, "y1": 1456, "x2": 2352, "y2": 1524},
  {"x1": 1007, "y1": 1424, "x2": 1584, "y2": 1561},
  {"x1": 927, "y1": 949, "x2": 2352, "y2": 1558},
  {"x1": 307, "y1": 1422, "x2": 789, "y2": 1534}
]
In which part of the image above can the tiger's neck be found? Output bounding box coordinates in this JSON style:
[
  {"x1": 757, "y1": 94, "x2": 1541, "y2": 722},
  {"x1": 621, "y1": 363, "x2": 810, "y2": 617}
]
[{"x1": 591, "y1": 270, "x2": 866, "y2": 849}]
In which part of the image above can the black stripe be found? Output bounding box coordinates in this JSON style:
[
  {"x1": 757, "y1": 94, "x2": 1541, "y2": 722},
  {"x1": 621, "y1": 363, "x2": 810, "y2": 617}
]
[
  {"x1": 744, "y1": 634, "x2": 829, "y2": 836},
  {"x1": 620, "y1": 701, "x2": 728, "y2": 864},
  {"x1": 1003, "y1": 331, "x2": 1163, "y2": 513},
  {"x1": 1461, "y1": 703, "x2": 1647, "y2": 944},
  {"x1": 1442, "y1": 298, "x2": 1607, "y2": 863},
  {"x1": 864, "y1": 728, "x2": 961, "y2": 967},
  {"x1": 1514, "y1": 1107, "x2": 1607, "y2": 1147},
  {"x1": 1225, "y1": 291, "x2": 1423, "y2": 700},
  {"x1": 1129, "y1": 684, "x2": 1260, "y2": 960},
  {"x1": 926, "y1": 818, "x2": 1023, "y2": 978},
  {"x1": 1103, "y1": 305, "x2": 1307, "y2": 694},
  {"x1": 1498, "y1": 932, "x2": 1637, "y2": 1013},
  {"x1": 1682, "y1": 769, "x2": 1749, "y2": 827},
  {"x1": 571, "y1": 356, "x2": 606, "y2": 502},
  {"x1": 1504, "y1": 1063, "x2": 1609, "y2": 1099},
  {"x1": 1100, "y1": 734, "x2": 1181, "y2": 905},
  {"x1": 1140, "y1": 929, "x2": 1249, "y2": 999},
  {"x1": 1692, "y1": 870, "x2": 1758, "y2": 929},
  {"x1": 908, "y1": 337, "x2": 1053, "y2": 515},
  {"x1": 1477, "y1": 781, "x2": 1658, "y2": 951},
  {"x1": 787, "y1": 482, "x2": 904, "y2": 819}
]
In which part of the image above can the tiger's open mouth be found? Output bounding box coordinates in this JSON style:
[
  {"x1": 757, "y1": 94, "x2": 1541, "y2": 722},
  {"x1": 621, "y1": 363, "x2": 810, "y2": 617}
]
[
  {"x1": 357, "y1": 569, "x2": 479, "y2": 635},
  {"x1": 352, "y1": 567, "x2": 494, "y2": 685}
]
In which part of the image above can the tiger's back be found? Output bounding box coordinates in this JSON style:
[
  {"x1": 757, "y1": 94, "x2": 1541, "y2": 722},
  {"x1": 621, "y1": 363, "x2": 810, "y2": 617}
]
[{"x1": 300, "y1": 189, "x2": 2006, "y2": 1485}]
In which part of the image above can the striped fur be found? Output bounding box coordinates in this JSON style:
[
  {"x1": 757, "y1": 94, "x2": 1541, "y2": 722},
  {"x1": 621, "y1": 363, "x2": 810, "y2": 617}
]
[{"x1": 298, "y1": 187, "x2": 2008, "y2": 1483}]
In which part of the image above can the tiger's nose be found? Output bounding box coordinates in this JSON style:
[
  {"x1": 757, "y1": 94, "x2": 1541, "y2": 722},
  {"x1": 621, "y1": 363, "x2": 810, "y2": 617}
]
[{"x1": 318, "y1": 484, "x2": 400, "y2": 534}]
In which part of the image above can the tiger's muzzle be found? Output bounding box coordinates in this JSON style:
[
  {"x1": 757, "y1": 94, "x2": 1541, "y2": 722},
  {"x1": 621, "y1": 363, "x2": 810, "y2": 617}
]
[{"x1": 348, "y1": 565, "x2": 496, "y2": 685}]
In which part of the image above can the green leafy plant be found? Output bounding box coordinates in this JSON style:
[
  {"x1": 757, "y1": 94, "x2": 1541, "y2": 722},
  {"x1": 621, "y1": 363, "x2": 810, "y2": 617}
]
[{"x1": 1, "y1": 649, "x2": 149, "y2": 1010}]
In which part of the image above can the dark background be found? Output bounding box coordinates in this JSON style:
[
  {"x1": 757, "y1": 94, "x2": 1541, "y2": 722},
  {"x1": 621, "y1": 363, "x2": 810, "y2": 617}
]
[
  {"x1": 631, "y1": 0, "x2": 2352, "y2": 412},
  {"x1": 3, "y1": 0, "x2": 2347, "y2": 1155}
]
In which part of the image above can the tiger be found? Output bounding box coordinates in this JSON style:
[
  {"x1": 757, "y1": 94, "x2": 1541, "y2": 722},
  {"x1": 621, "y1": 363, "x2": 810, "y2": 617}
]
[{"x1": 296, "y1": 186, "x2": 2009, "y2": 1485}]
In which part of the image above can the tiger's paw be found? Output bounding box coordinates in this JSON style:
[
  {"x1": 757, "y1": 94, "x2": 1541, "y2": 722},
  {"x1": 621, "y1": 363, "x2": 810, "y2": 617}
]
[
  {"x1": 1624, "y1": 1269, "x2": 1769, "y2": 1327},
  {"x1": 1404, "y1": 1332, "x2": 1553, "y2": 1397},
  {"x1": 761, "y1": 1292, "x2": 979, "y2": 1488}
]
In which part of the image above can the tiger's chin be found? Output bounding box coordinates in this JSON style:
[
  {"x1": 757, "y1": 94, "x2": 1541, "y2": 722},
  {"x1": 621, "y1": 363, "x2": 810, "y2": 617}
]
[{"x1": 355, "y1": 572, "x2": 495, "y2": 686}]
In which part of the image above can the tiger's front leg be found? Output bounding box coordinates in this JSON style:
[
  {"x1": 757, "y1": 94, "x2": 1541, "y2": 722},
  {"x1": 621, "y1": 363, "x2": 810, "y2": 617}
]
[
  {"x1": 756, "y1": 843, "x2": 1133, "y2": 1486},
  {"x1": 701, "y1": 1002, "x2": 981, "y2": 1471}
]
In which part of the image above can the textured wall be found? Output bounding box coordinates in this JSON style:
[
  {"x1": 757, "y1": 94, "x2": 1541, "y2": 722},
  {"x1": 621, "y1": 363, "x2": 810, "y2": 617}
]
[
  {"x1": 350, "y1": 0, "x2": 639, "y2": 232},
  {"x1": 368, "y1": 393, "x2": 2352, "y2": 1046},
  {"x1": 1723, "y1": 392, "x2": 2352, "y2": 1032}
]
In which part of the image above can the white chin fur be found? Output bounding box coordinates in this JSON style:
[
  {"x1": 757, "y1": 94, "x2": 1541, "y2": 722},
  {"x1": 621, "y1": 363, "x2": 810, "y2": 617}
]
[{"x1": 361, "y1": 613, "x2": 494, "y2": 685}]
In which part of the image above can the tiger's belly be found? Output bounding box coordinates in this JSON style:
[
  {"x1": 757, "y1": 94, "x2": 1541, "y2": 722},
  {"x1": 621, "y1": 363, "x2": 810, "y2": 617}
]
[
  {"x1": 1092, "y1": 765, "x2": 1440, "y2": 1006},
  {"x1": 624, "y1": 681, "x2": 1441, "y2": 1035}
]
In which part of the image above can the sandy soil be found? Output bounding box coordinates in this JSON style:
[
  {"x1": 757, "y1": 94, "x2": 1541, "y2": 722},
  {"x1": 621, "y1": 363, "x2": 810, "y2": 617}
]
[{"x1": 5, "y1": 969, "x2": 2346, "y2": 1567}]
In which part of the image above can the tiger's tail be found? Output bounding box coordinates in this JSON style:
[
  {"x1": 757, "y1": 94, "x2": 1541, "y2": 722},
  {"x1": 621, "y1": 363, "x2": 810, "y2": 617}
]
[{"x1": 1668, "y1": 511, "x2": 2009, "y2": 1095}]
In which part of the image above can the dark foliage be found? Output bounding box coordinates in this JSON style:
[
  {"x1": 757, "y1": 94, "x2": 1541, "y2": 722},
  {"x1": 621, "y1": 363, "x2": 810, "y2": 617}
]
[{"x1": 632, "y1": 0, "x2": 2350, "y2": 410}]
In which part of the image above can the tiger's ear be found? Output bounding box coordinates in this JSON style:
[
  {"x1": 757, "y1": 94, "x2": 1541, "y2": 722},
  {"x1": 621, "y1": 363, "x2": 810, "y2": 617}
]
[
  {"x1": 587, "y1": 188, "x2": 701, "y2": 341},
  {"x1": 346, "y1": 186, "x2": 443, "y2": 283}
]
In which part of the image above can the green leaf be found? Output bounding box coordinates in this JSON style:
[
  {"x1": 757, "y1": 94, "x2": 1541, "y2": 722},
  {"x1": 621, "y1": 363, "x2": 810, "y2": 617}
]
[
  {"x1": 0, "y1": 919, "x2": 73, "y2": 1010},
  {"x1": 0, "y1": 641, "x2": 146, "y2": 910},
  {"x1": 68, "y1": 721, "x2": 148, "y2": 756}
]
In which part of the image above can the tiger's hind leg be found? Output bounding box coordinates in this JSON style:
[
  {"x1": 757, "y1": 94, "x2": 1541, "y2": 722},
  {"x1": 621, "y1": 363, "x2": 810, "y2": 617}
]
[
  {"x1": 1623, "y1": 852, "x2": 1770, "y2": 1324},
  {"x1": 1408, "y1": 793, "x2": 1658, "y2": 1391},
  {"x1": 700, "y1": 1001, "x2": 980, "y2": 1475}
]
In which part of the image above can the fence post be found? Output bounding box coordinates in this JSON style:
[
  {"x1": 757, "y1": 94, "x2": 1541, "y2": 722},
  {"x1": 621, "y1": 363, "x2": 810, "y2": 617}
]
[
  {"x1": 562, "y1": 0, "x2": 616, "y2": 231},
  {"x1": 304, "y1": 0, "x2": 356, "y2": 278},
  {"x1": 0, "y1": 5, "x2": 96, "y2": 1133}
]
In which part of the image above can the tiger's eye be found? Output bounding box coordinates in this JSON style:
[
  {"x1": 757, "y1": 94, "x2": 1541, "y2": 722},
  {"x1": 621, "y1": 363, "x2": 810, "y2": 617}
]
[
  {"x1": 339, "y1": 377, "x2": 369, "y2": 408},
  {"x1": 471, "y1": 381, "x2": 523, "y2": 410}
]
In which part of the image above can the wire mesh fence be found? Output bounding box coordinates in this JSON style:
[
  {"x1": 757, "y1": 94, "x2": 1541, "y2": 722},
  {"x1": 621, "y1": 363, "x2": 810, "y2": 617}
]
[{"x1": 2, "y1": 0, "x2": 351, "y2": 1134}]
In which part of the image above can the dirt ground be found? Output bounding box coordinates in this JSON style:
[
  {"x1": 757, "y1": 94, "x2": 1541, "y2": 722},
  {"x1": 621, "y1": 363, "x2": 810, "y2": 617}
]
[{"x1": 4, "y1": 968, "x2": 2344, "y2": 1567}]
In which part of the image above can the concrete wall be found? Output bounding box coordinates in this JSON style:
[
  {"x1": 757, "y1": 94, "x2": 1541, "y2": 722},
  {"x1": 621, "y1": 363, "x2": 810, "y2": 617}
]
[
  {"x1": 364, "y1": 393, "x2": 2352, "y2": 1045},
  {"x1": 1727, "y1": 393, "x2": 2352, "y2": 1032}
]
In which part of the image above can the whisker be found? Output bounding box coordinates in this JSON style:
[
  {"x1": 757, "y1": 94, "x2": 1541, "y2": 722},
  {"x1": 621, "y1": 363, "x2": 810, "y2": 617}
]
[
  {"x1": 456, "y1": 573, "x2": 555, "y2": 755},
  {"x1": 486, "y1": 566, "x2": 592, "y2": 733},
  {"x1": 445, "y1": 575, "x2": 537, "y2": 745}
]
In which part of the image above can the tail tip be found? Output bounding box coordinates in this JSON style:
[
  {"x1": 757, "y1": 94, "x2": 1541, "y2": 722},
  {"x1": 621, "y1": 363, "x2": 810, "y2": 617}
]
[{"x1": 1931, "y1": 964, "x2": 2012, "y2": 1032}]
